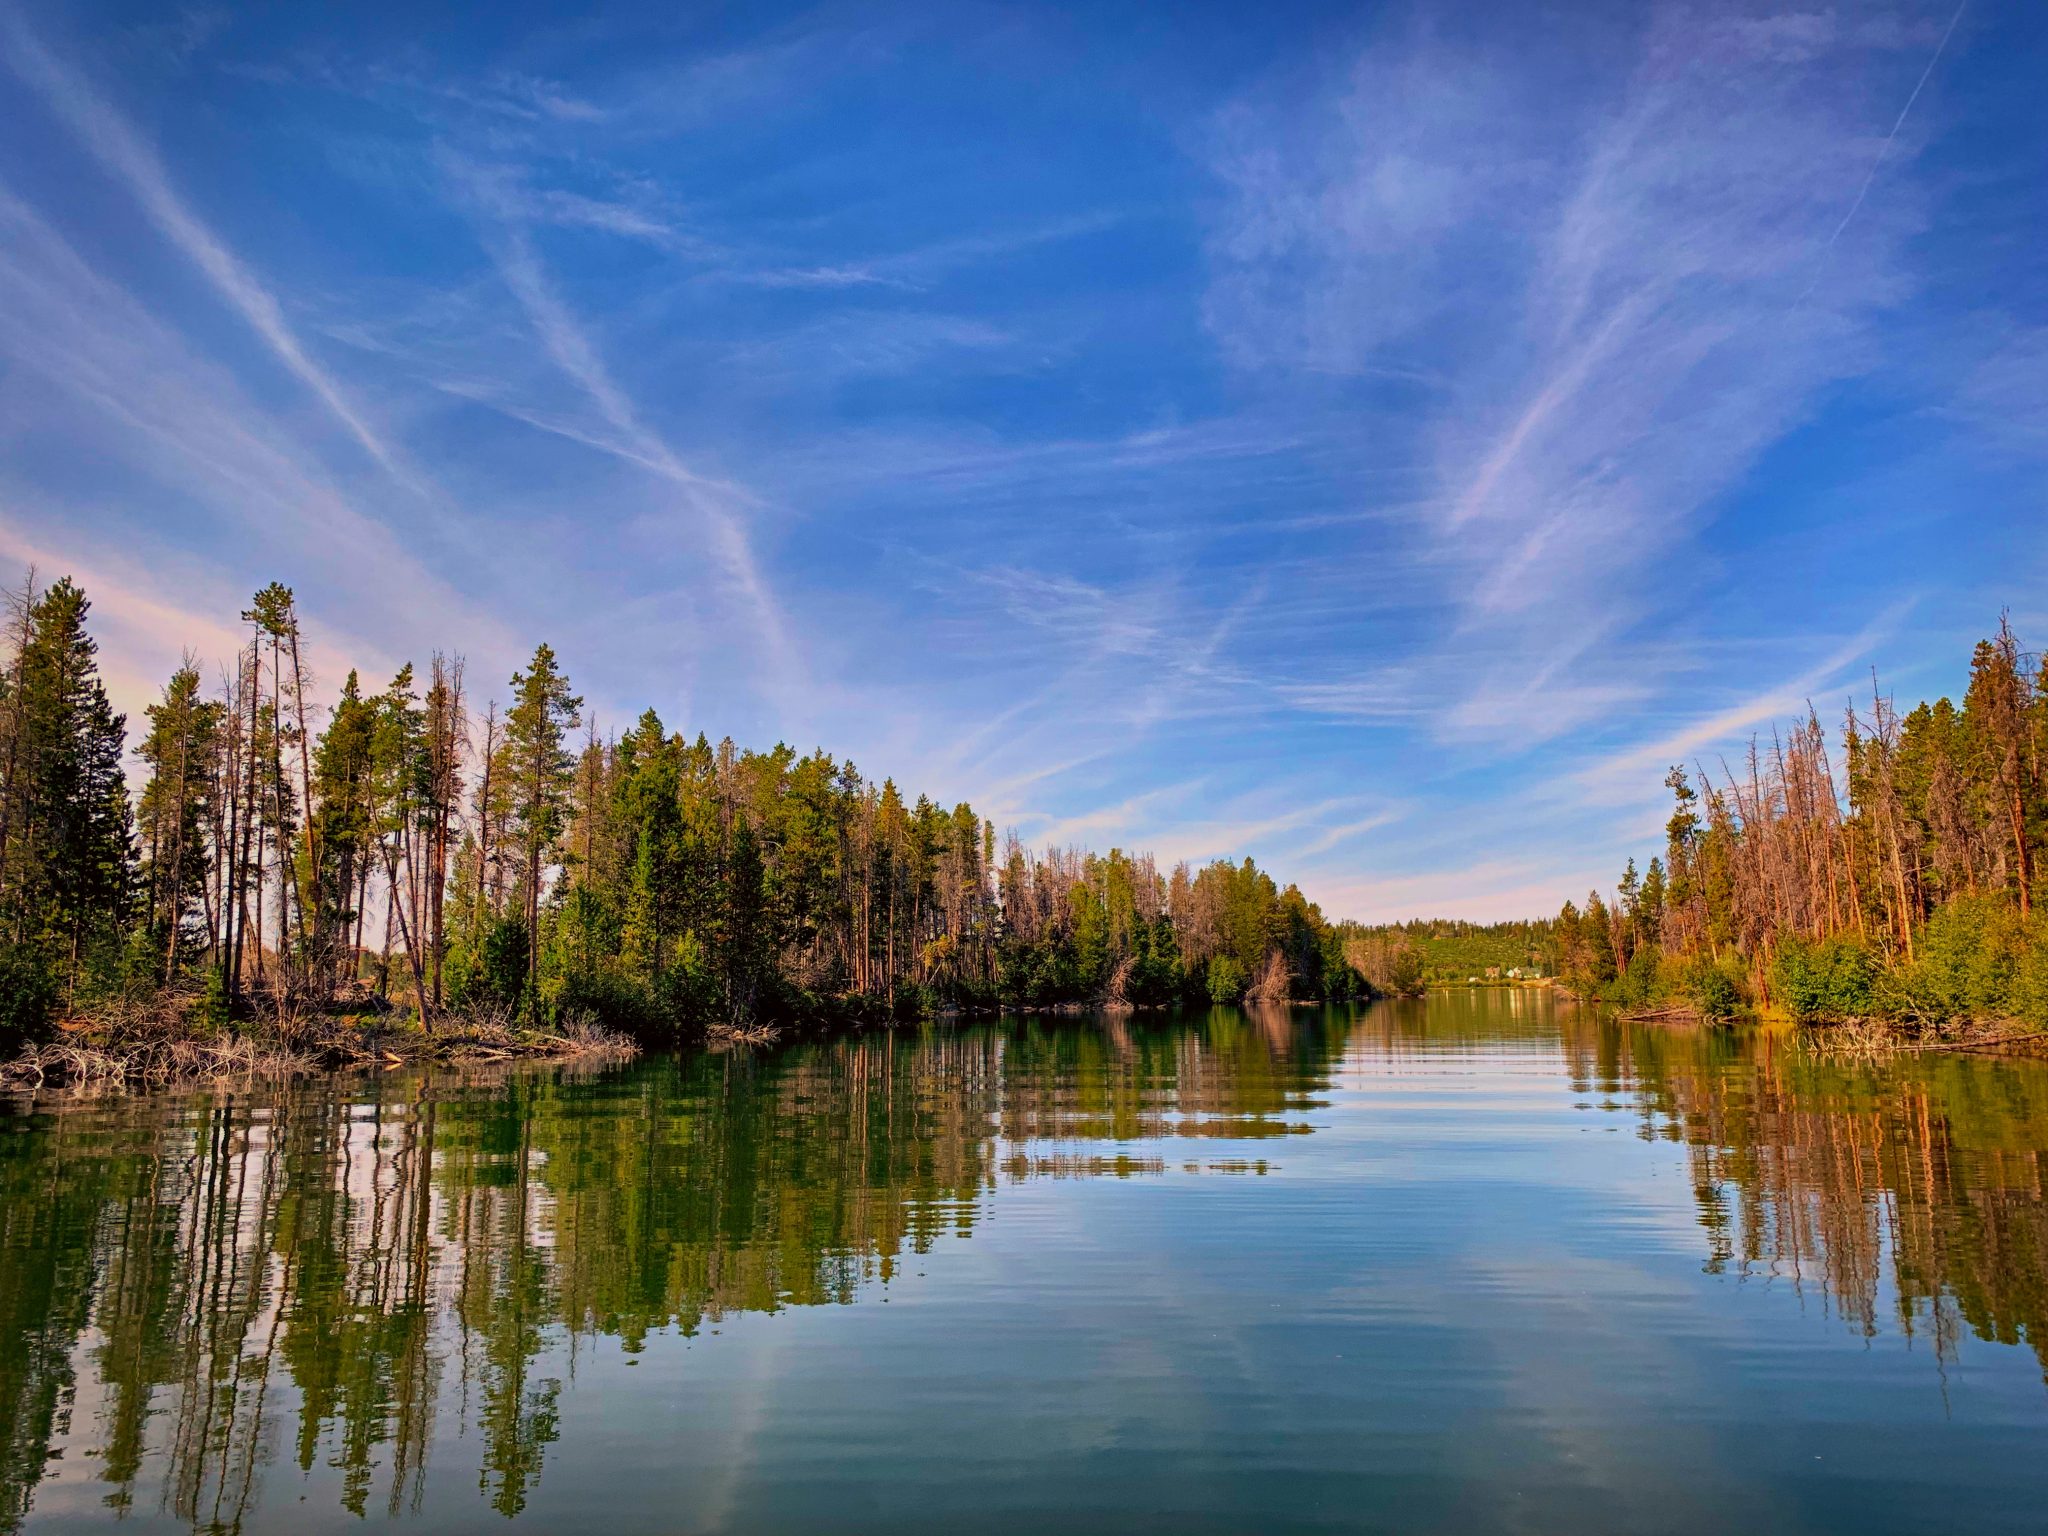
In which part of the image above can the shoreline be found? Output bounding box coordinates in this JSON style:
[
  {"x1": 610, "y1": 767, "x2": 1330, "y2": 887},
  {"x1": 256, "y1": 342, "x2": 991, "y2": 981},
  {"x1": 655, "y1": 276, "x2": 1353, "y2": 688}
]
[
  {"x1": 1592, "y1": 997, "x2": 2048, "y2": 1055},
  {"x1": 1, "y1": 1016, "x2": 638, "y2": 1098},
  {"x1": 4, "y1": 993, "x2": 1403, "y2": 1099}
]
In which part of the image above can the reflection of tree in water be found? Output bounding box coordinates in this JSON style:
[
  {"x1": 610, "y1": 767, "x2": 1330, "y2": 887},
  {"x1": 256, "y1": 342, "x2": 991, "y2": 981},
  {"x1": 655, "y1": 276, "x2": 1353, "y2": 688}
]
[
  {"x1": 0, "y1": 1010, "x2": 1350, "y2": 1532},
  {"x1": 1565, "y1": 1011, "x2": 2048, "y2": 1379}
]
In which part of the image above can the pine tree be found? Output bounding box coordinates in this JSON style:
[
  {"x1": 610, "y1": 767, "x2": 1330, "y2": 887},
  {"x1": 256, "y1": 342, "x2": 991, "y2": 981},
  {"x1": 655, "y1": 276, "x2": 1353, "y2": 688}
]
[
  {"x1": 137, "y1": 662, "x2": 222, "y2": 982},
  {"x1": 242, "y1": 584, "x2": 315, "y2": 986},
  {"x1": 311, "y1": 671, "x2": 377, "y2": 990},
  {"x1": 503, "y1": 646, "x2": 582, "y2": 1018},
  {"x1": 422, "y1": 654, "x2": 466, "y2": 1006},
  {"x1": 1638, "y1": 857, "x2": 1667, "y2": 949},
  {"x1": 0, "y1": 578, "x2": 134, "y2": 995},
  {"x1": 1962, "y1": 617, "x2": 2037, "y2": 915},
  {"x1": 370, "y1": 666, "x2": 432, "y2": 1017},
  {"x1": 1581, "y1": 892, "x2": 1617, "y2": 985}
]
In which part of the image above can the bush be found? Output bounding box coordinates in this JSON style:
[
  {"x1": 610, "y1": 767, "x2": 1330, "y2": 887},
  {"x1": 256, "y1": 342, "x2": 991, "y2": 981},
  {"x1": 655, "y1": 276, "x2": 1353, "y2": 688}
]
[
  {"x1": 554, "y1": 970, "x2": 663, "y2": 1042},
  {"x1": 1205, "y1": 955, "x2": 1249, "y2": 1005},
  {"x1": 1677, "y1": 955, "x2": 1745, "y2": 1020},
  {"x1": 2017, "y1": 916, "x2": 2048, "y2": 1030},
  {"x1": 1321, "y1": 958, "x2": 1375, "y2": 1001},
  {"x1": 1882, "y1": 897, "x2": 2027, "y2": 1025},
  {"x1": 654, "y1": 935, "x2": 721, "y2": 1036},
  {"x1": 450, "y1": 915, "x2": 533, "y2": 1013},
  {"x1": 1381, "y1": 947, "x2": 1426, "y2": 997},
  {"x1": 1608, "y1": 944, "x2": 1664, "y2": 1011},
  {"x1": 892, "y1": 982, "x2": 939, "y2": 1021},
  {"x1": 1770, "y1": 934, "x2": 1880, "y2": 1020},
  {"x1": 0, "y1": 944, "x2": 58, "y2": 1050},
  {"x1": 196, "y1": 965, "x2": 232, "y2": 1031}
]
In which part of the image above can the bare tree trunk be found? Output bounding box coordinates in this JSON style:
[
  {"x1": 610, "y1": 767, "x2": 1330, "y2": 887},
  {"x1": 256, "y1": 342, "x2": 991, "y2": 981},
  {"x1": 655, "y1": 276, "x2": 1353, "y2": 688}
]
[
  {"x1": 380, "y1": 835, "x2": 433, "y2": 1031},
  {"x1": 240, "y1": 646, "x2": 263, "y2": 997},
  {"x1": 164, "y1": 709, "x2": 193, "y2": 984},
  {"x1": 287, "y1": 626, "x2": 319, "y2": 987}
]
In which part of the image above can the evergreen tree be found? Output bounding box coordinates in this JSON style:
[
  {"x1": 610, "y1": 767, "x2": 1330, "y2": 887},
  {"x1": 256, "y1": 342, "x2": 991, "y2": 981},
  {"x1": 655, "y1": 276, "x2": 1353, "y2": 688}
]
[
  {"x1": 311, "y1": 670, "x2": 377, "y2": 987},
  {"x1": 503, "y1": 646, "x2": 582, "y2": 1018},
  {"x1": 0, "y1": 578, "x2": 134, "y2": 997},
  {"x1": 1581, "y1": 892, "x2": 1617, "y2": 985},
  {"x1": 1637, "y1": 857, "x2": 1667, "y2": 949},
  {"x1": 136, "y1": 662, "x2": 221, "y2": 982}
]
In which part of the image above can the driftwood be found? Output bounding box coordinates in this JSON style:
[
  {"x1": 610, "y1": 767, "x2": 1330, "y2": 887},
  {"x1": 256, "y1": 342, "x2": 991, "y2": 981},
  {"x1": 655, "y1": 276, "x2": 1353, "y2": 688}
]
[
  {"x1": 1621, "y1": 1003, "x2": 1713, "y2": 1026},
  {"x1": 1245, "y1": 951, "x2": 1292, "y2": 1005},
  {"x1": 1099, "y1": 954, "x2": 1135, "y2": 1010},
  {"x1": 706, "y1": 1021, "x2": 781, "y2": 1048},
  {"x1": 1801, "y1": 1015, "x2": 2048, "y2": 1057},
  {"x1": 3, "y1": 1004, "x2": 634, "y2": 1096}
]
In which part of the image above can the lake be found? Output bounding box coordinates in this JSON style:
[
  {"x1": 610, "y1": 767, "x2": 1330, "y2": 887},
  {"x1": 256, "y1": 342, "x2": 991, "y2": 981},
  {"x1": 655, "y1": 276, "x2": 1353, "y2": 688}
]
[{"x1": 4, "y1": 989, "x2": 2048, "y2": 1534}]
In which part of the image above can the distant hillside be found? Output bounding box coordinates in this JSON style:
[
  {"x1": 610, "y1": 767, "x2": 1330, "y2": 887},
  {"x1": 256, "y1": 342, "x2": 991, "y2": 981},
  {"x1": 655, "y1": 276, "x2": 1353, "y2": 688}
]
[{"x1": 1342, "y1": 918, "x2": 1553, "y2": 983}]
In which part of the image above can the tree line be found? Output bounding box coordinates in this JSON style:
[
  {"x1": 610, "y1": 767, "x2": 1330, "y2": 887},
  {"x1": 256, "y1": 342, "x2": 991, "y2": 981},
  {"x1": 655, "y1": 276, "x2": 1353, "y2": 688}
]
[
  {"x1": 1552, "y1": 614, "x2": 2048, "y2": 1029},
  {"x1": 0, "y1": 573, "x2": 1370, "y2": 1049}
]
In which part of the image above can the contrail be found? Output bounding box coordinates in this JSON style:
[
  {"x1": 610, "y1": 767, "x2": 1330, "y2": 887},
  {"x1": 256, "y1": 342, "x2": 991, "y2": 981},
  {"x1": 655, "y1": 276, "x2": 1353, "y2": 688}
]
[
  {"x1": 0, "y1": 7, "x2": 415, "y2": 486},
  {"x1": 1798, "y1": 0, "x2": 1968, "y2": 304}
]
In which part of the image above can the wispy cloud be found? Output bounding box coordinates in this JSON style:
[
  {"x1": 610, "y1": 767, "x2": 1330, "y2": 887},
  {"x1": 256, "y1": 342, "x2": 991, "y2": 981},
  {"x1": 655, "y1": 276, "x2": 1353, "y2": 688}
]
[
  {"x1": 129, "y1": 6, "x2": 231, "y2": 67},
  {"x1": 442, "y1": 156, "x2": 803, "y2": 709},
  {"x1": 1205, "y1": 2, "x2": 1956, "y2": 746},
  {"x1": 0, "y1": 181, "x2": 518, "y2": 696},
  {"x1": 1289, "y1": 808, "x2": 1405, "y2": 860},
  {"x1": 719, "y1": 214, "x2": 1134, "y2": 295},
  {"x1": 1021, "y1": 780, "x2": 1204, "y2": 851},
  {"x1": 1948, "y1": 325, "x2": 2048, "y2": 461},
  {"x1": 0, "y1": 0, "x2": 2021, "y2": 930},
  {"x1": 1278, "y1": 673, "x2": 1427, "y2": 725},
  {"x1": 0, "y1": 8, "x2": 413, "y2": 485},
  {"x1": 442, "y1": 161, "x2": 714, "y2": 255},
  {"x1": 1568, "y1": 601, "x2": 1916, "y2": 800},
  {"x1": 0, "y1": 516, "x2": 260, "y2": 722},
  {"x1": 735, "y1": 264, "x2": 915, "y2": 292},
  {"x1": 1309, "y1": 860, "x2": 1608, "y2": 926}
]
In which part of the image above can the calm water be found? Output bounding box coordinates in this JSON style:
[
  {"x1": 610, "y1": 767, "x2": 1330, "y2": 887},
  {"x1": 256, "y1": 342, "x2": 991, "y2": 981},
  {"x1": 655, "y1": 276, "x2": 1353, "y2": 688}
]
[{"x1": 4, "y1": 991, "x2": 2048, "y2": 1535}]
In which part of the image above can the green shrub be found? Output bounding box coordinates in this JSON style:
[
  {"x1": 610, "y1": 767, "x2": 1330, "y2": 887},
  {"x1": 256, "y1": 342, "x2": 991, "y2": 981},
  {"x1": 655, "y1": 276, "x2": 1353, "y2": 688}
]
[
  {"x1": 0, "y1": 944, "x2": 59, "y2": 1050},
  {"x1": 448, "y1": 915, "x2": 533, "y2": 1014},
  {"x1": 1127, "y1": 943, "x2": 1182, "y2": 1007},
  {"x1": 893, "y1": 982, "x2": 939, "y2": 1021},
  {"x1": 1322, "y1": 958, "x2": 1375, "y2": 1001},
  {"x1": 196, "y1": 965, "x2": 232, "y2": 1031},
  {"x1": 1677, "y1": 956, "x2": 1745, "y2": 1020},
  {"x1": 1205, "y1": 955, "x2": 1249, "y2": 1004},
  {"x1": 1382, "y1": 947, "x2": 1426, "y2": 997},
  {"x1": 554, "y1": 970, "x2": 662, "y2": 1041},
  {"x1": 654, "y1": 935, "x2": 721, "y2": 1035},
  {"x1": 1883, "y1": 897, "x2": 2027, "y2": 1024},
  {"x1": 1608, "y1": 944, "x2": 1664, "y2": 1011},
  {"x1": 2016, "y1": 916, "x2": 2048, "y2": 1029},
  {"x1": 1770, "y1": 934, "x2": 1880, "y2": 1020}
]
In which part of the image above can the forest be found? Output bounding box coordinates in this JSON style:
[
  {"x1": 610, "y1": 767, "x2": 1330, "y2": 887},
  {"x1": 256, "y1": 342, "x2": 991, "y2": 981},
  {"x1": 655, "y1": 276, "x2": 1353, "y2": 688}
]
[
  {"x1": 1553, "y1": 615, "x2": 2048, "y2": 1033},
  {"x1": 0, "y1": 573, "x2": 1370, "y2": 1061}
]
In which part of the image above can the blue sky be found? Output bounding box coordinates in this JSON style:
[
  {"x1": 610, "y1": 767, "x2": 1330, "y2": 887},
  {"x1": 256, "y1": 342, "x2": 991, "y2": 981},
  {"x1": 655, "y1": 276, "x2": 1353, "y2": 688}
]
[{"x1": 0, "y1": 0, "x2": 2041, "y2": 920}]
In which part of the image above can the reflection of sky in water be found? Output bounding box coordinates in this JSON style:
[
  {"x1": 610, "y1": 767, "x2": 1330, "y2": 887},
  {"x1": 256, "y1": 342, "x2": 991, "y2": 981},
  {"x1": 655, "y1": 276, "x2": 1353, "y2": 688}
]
[{"x1": 7, "y1": 990, "x2": 2048, "y2": 1535}]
